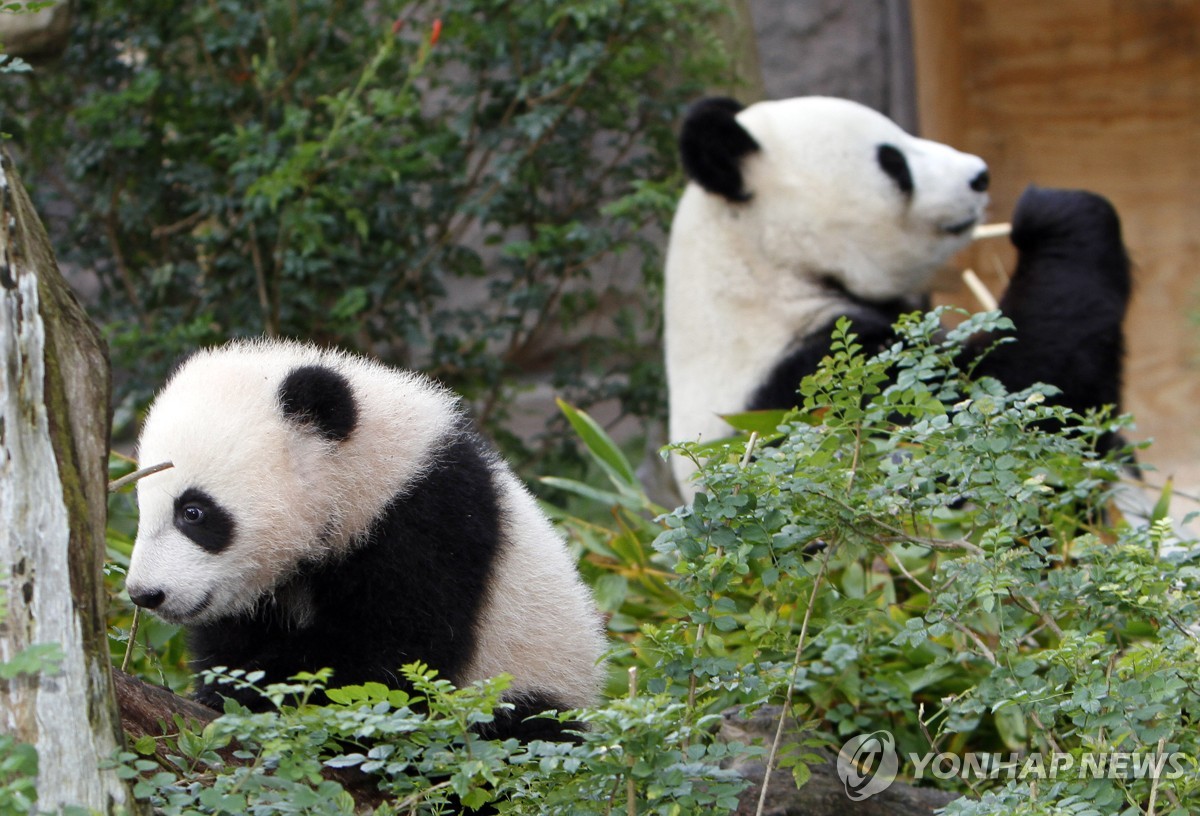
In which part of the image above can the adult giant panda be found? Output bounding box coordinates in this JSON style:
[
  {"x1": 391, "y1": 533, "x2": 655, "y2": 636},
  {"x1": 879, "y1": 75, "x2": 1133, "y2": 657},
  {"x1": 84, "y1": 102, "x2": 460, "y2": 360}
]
[
  {"x1": 125, "y1": 339, "x2": 607, "y2": 741},
  {"x1": 664, "y1": 95, "x2": 1130, "y2": 495}
]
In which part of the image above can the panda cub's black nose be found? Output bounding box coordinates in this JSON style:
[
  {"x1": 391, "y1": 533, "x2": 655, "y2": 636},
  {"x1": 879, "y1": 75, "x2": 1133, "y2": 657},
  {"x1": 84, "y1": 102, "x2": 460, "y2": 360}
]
[
  {"x1": 970, "y1": 169, "x2": 990, "y2": 193},
  {"x1": 129, "y1": 587, "x2": 166, "y2": 609}
]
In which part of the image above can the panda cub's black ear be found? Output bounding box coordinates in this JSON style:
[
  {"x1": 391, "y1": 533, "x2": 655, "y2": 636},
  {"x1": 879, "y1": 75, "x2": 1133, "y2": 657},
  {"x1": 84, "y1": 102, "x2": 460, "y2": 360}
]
[
  {"x1": 679, "y1": 97, "x2": 760, "y2": 203},
  {"x1": 279, "y1": 365, "x2": 358, "y2": 442}
]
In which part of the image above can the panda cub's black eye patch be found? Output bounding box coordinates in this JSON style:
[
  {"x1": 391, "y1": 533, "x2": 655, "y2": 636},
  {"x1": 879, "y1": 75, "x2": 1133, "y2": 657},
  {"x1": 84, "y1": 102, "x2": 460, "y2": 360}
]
[
  {"x1": 877, "y1": 144, "x2": 914, "y2": 196},
  {"x1": 174, "y1": 488, "x2": 235, "y2": 554}
]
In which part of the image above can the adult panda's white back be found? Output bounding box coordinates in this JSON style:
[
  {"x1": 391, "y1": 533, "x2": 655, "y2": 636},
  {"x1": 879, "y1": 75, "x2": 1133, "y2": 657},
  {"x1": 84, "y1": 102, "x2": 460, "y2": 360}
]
[{"x1": 127, "y1": 339, "x2": 606, "y2": 737}]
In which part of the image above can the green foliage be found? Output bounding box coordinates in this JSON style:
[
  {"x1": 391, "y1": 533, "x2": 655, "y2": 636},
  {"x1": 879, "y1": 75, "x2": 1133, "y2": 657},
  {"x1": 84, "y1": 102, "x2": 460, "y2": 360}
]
[
  {"x1": 1, "y1": 0, "x2": 727, "y2": 452},
  {"x1": 561, "y1": 308, "x2": 1200, "y2": 812},
  {"x1": 0, "y1": 2, "x2": 54, "y2": 76},
  {"x1": 0, "y1": 736, "x2": 37, "y2": 816},
  {"x1": 103, "y1": 309, "x2": 1200, "y2": 812},
  {"x1": 114, "y1": 664, "x2": 747, "y2": 814},
  {"x1": 106, "y1": 455, "x2": 191, "y2": 689},
  {"x1": 0, "y1": 581, "x2": 65, "y2": 815},
  {"x1": 545, "y1": 399, "x2": 680, "y2": 641}
]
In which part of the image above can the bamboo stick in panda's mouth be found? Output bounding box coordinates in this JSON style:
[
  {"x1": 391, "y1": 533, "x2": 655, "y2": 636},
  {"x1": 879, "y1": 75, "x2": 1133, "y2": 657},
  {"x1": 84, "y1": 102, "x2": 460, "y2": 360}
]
[{"x1": 972, "y1": 222, "x2": 1011, "y2": 240}]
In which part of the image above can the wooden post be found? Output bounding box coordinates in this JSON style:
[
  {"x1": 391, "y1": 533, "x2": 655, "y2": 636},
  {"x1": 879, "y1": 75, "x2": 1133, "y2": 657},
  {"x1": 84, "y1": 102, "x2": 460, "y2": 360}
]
[
  {"x1": 0, "y1": 149, "x2": 142, "y2": 812},
  {"x1": 909, "y1": 0, "x2": 965, "y2": 144}
]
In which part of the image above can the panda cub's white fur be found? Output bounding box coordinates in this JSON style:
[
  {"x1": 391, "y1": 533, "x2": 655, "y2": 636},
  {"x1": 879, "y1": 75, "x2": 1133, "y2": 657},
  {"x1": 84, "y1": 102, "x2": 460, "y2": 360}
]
[
  {"x1": 127, "y1": 339, "x2": 606, "y2": 734},
  {"x1": 665, "y1": 96, "x2": 990, "y2": 494},
  {"x1": 131, "y1": 342, "x2": 451, "y2": 625}
]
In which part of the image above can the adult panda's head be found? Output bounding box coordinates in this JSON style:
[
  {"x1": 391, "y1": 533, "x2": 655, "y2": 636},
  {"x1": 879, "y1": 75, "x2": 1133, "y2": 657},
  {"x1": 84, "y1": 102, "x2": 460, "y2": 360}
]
[
  {"x1": 125, "y1": 339, "x2": 456, "y2": 626},
  {"x1": 677, "y1": 95, "x2": 990, "y2": 301},
  {"x1": 664, "y1": 96, "x2": 991, "y2": 497}
]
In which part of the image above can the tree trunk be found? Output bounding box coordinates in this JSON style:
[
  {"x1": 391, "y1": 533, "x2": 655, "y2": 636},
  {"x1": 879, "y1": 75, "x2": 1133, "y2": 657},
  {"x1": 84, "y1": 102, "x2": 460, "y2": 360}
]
[{"x1": 0, "y1": 149, "x2": 142, "y2": 812}]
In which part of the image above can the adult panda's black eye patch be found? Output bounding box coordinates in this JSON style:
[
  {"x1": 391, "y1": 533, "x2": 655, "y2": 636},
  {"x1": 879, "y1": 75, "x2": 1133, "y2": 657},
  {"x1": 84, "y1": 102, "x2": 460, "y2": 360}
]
[
  {"x1": 174, "y1": 488, "x2": 235, "y2": 553},
  {"x1": 279, "y1": 365, "x2": 358, "y2": 442},
  {"x1": 876, "y1": 144, "x2": 914, "y2": 196}
]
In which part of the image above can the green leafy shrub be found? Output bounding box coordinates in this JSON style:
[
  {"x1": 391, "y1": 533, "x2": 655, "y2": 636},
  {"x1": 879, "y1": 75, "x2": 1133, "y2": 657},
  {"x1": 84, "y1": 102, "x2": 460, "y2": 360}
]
[
  {"x1": 1, "y1": 0, "x2": 725, "y2": 448},
  {"x1": 0, "y1": 2, "x2": 54, "y2": 76},
  {"x1": 114, "y1": 665, "x2": 748, "y2": 815},
  {"x1": 100, "y1": 308, "x2": 1200, "y2": 813},
  {"x1": 0, "y1": 583, "x2": 65, "y2": 815},
  {"x1": 106, "y1": 455, "x2": 191, "y2": 690},
  {"x1": 556, "y1": 309, "x2": 1200, "y2": 813}
]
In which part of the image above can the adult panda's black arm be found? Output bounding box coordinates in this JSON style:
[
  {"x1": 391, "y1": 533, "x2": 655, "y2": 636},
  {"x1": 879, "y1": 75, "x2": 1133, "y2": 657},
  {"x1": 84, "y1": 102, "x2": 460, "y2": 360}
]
[
  {"x1": 967, "y1": 185, "x2": 1131, "y2": 451},
  {"x1": 739, "y1": 188, "x2": 1129, "y2": 455},
  {"x1": 746, "y1": 305, "x2": 907, "y2": 413},
  {"x1": 187, "y1": 426, "x2": 503, "y2": 711}
]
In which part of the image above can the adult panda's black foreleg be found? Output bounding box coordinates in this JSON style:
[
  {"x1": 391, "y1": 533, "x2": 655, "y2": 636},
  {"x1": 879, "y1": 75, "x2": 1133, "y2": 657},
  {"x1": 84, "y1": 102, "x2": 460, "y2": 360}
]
[{"x1": 747, "y1": 304, "x2": 910, "y2": 413}]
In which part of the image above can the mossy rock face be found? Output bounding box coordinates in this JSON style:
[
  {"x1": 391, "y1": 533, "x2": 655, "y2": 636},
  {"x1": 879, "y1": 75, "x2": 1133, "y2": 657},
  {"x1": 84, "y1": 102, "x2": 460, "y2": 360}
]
[{"x1": 1, "y1": 148, "x2": 141, "y2": 814}]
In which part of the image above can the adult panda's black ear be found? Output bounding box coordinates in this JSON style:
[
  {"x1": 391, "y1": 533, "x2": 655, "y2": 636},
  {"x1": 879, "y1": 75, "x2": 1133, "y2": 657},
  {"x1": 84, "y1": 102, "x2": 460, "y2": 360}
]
[
  {"x1": 877, "y1": 144, "x2": 914, "y2": 197},
  {"x1": 679, "y1": 97, "x2": 760, "y2": 202},
  {"x1": 279, "y1": 365, "x2": 358, "y2": 442}
]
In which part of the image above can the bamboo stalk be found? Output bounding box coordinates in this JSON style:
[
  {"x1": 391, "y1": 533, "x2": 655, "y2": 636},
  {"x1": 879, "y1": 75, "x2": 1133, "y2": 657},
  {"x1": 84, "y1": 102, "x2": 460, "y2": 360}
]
[
  {"x1": 971, "y1": 222, "x2": 1011, "y2": 240},
  {"x1": 962, "y1": 268, "x2": 999, "y2": 311}
]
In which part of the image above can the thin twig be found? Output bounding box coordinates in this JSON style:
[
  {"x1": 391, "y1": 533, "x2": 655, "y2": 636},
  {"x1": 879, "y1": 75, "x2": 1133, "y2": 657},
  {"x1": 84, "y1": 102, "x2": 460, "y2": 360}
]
[
  {"x1": 814, "y1": 490, "x2": 984, "y2": 555},
  {"x1": 108, "y1": 461, "x2": 173, "y2": 493},
  {"x1": 247, "y1": 221, "x2": 276, "y2": 337},
  {"x1": 917, "y1": 702, "x2": 983, "y2": 797},
  {"x1": 121, "y1": 608, "x2": 141, "y2": 673},
  {"x1": 952, "y1": 620, "x2": 997, "y2": 666},
  {"x1": 739, "y1": 433, "x2": 760, "y2": 471},
  {"x1": 627, "y1": 666, "x2": 637, "y2": 816},
  {"x1": 755, "y1": 538, "x2": 835, "y2": 816},
  {"x1": 1147, "y1": 736, "x2": 1166, "y2": 816},
  {"x1": 687, "y1": 433, "x2": 760, "y2": 713},
  {"x1": 1029, "y1": 711, "x2": 1062, "y2": 755},
  {"x1": 150, "y1": 210, "x2": 206, "y2": 240},
  {"x1": 889, "y1": 549, "x2": 932, "y2": 595},
  {"x1": 395, "y1": 779, "x2": 452, "y2": 814},
  {"x1": 1167, "y1": 614, "x2": 1200, "y2": 643},
  {"x1": 916, "y1": 702, "x2": 939, "y2": 753},
  {"x1": 1008, "y1": 590, "x2": 1065, "y2": 639},
  {"x1": 872, "y1": 533, "x2": 983, "y2": 556}
]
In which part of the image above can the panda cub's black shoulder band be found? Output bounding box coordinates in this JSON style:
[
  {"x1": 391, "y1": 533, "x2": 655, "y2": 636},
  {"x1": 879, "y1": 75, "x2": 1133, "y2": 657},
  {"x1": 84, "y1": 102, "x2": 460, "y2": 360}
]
[{"x1": 279, "y1": 365, "x2": 358, "y2": 442}]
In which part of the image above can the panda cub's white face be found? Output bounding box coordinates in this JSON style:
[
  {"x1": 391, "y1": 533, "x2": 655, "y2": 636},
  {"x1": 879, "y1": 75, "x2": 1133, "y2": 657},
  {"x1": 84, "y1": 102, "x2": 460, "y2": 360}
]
[
  {"x1": 734, "y1": 96, "x2": 989, "y2": 300},
  {"x1": 126, "y1": 340, "x2": 455, "y2": 626}
]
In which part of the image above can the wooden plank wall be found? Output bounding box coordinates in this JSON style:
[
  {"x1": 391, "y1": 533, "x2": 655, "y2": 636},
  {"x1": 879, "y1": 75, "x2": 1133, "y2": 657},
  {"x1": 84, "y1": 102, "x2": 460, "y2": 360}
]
[{"x1": 911, "y1": 0, "x2": 1200, "y2": 500}]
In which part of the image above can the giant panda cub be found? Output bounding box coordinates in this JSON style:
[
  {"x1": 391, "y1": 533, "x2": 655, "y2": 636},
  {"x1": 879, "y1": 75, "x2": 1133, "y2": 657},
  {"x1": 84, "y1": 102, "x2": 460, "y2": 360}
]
[
  {"x1": 125, "y1": 339, "x2": 607, "y2": 741},
  {"x1": 665, "y1": 95, "x2": 1130, "y2": 496}
]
